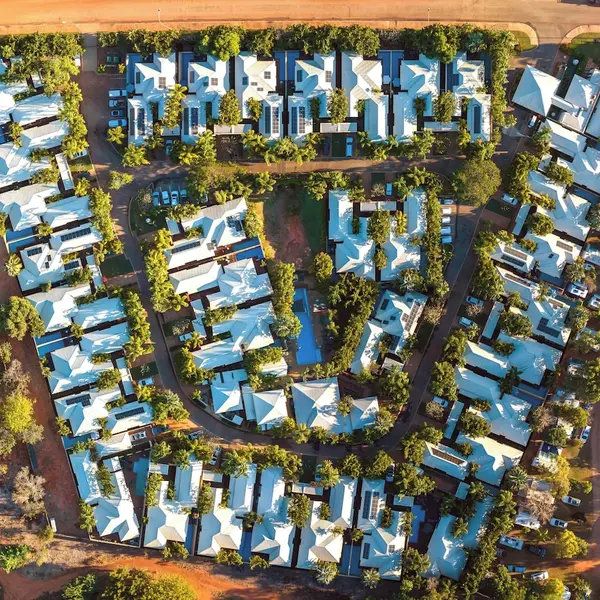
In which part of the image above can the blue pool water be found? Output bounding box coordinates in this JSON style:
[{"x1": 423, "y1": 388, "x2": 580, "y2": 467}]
[
  {"x1": 233, "y1": 237, "x2": 260, "y2": 251},
  {"x1": 339, "y1": 543, "x2": 362, "y2": 576},
  {"x1": 236, "y1": 246, "x2": 264, "y2": 261},
  {"x1": 179, "y1": 52, "x2": 194, "y2": 86},
  {"x1": 8, "y1": 235, "x2": 36, "y2": 254},
  {"x1": 37, "y1": 339, "x2": 69, "y2": 358},
  {"x1": 410, "y1": 503, "x2": 426, "y2": 543},
  {"x1": 133, "y1": 457, "x2": 150, "y2": 496},
  {"x1": 377, "y1": 50, "x2": 404, "y2": 81},
  {"x1": 293, "y1": 288, "x2": 322, "y2": 366},
  {"x1": 239, "y1": 531, "x2": 253, "y2": 561}
]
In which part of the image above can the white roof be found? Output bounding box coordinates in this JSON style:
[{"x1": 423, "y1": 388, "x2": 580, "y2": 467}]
[
  {"x1": 294, "y1": 53, "x2": 335, "y2": 106},
  {"x1": 197, "y1": 487, "x2": 243, "y2": 557},
  {"x1": 329, "y1": 476, "x2": 357, "y2": 529},
  {"x1": 241, "y1": 385, "x2": 288, "y2": 430},
  {"x1": 256, "y1": 466, "x2": 287, "y2": 516},
  {"x1": 12, "y1": 93, "x2": 62, "y2": 125},
  {"x1": 512, "y1": 65, "x2": 560, "y2": 115},
  {"x1": 193, "y1": 301, "x2": 275, "y2": 370},
  {"x1": 144, "y1": 481, "x2": 190, "y2": 549},
  {"x1": 422, "y1": 442, "x2": 469, "y2": 481},
  {"x1": 467, "y1": 94, "x2": 492, "y2": 141},
  {"x1": 134, "y1": 53, "x2": 176, "y2": 103},
  {"x1": 427, "y1": 498, "x2": 491, "y2": 580},
  {"x1": 43, "y1": 194, "x2": 92, "y2": 229},
  {"x1": 251, "y1": 501, "x2": 295, "y2": 567},
  {"x1": 456, "y1": 432, "x2": 524, "y2": 486},
  {"x1": 548, "y1": 119, "x2": 587, "y2": 157},
  {"x1": 357, "y1": 478, "x2": 386, "y2": 531},
  {"x1": 211, "y1": 380, "x2": 243, "y2": 414},
  {"x1": 127, "y1": 96, "x2": 153, "y2": 145},
  {"x1": 568, "y1": 145, "x2": 600, "y2": 195},
  {"x1": 235, "y1": 53, "x2": 278, "y2": 117},
  {"x1": 105, "y1": 401, "x2": 153, "y2": 435},
  {"x1": 206, "y1": 258, "x2": 273, "y2": 309},
  {"x1": 454, "y1": 367, "x2": 532, "y2": 447},
  {"x1": 522, "y1": 231, "x2": 582, "y2": 280},
  {"x1": 72, "y1": 296, "x2": 125, "y2": 330},
  {"x1": 228, "y1": 463, "x2": 256, "y2": 515},
  {"x1": 27, "y1": 284, "x2": 90, "y2": 332},
  {"x1": 174, "y1": 460, "x2": 203, "y2": 505},
  {"x1": 55, "y1": 387, "x2": 121, "y2": 437},
  {"x1": 359, "y1": 509, "x2": 405, "y2": 580},
  {"x1": 296, "y1": 501, "x2": 344, "y2": 569},
  {"x1": 169, "y1": 260, "x2": 221, "y2": 296},
  {"x1": 328, "y1": 189, "x2": 374, "y2": 279},
  {"x1": 350, "y1": 396, "x2": 379, "y2": 430},
  {"x1": 399, "y1": 54, "x2": 440, "y2": 118},
  {"x1": 80, "y1": 322, "x2": 130, "y2": 355},
  {"x1": 49, "y1": 223, "x2": 102, "y2": 254},
  {"x1": 393, "y1": 92, "x2": 418, "y2": 140},
  {"x1": 350, "y1": 321, "x2": 384, "y2": 375},
  {"x1": 291, "y1": 377, "x2": 350, "y2": 433},
  {"x1": 0, "y1": 182, "x2": 58, "y2": 231},
  {"x1": 48, "y1": 346, "x2": 108, "y2": 394},
  {"x1": 490, "y1": 240, "x2": 535, "y2": 273},
  {"x1": 18, "y1": 242, "x2": 65, "y2": 291},
  {"x1": 94, "y1": 432, "x2": 132, "y2": 457},
  {"x1": 70, "y1": 450, "x2": 101, "y2": 503},
  {"x1": 496, "y1": 266, "x2": 571, "y2": 346}
]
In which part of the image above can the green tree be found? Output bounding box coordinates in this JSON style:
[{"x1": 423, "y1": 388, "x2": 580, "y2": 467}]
[
  {"x1": 100, "y1": 567, "x2": 195, "y2": 600},
  {"x1": 220, "y1": 449, "x2": 250, "y2": 477},
  {"x1": 328, "y1": 88, "x2": 348, "y2": 124},
  {"x1": 78, "y1": 499, "x2": 96, "y2": 533},
  {"x1": 545, "y1": 162, "x2": 574, "y2": 186},
  {"x1": 218, "y1": 90, "x2": 241, "y2": 126},
  {"x1": 246, "y1": 97, "x2": 263, "y2": 122},
  {"x1": 484, "y1": 566, "x2": 526, "y2": 600},
  {"x1": 430, "y1": 361, "x2": 458, "y2": 401},
  {"x1": 554, "y1": 529, "x2": 588, "y2": 558},
  {"x1": 4, "y1": 254, "x2": 22, "y2": 277},
  {"x1": 503, "y1": 466, "x2": 527, "y2": 491},
  {"x1": 122, "y1": 144, "x2": 149, "y2": 167},
  {"x1": 287, "y1": 494, "x2": 311, "y2": 527},
  {"x1": 162, "y1": 84, "x2": 187, "y2": 130},
  {"x1": 61, "y1": 573, "x2": 98, "y2": 600},
  {"x1": 338, "y1": 453, "x2": 362, "y2": 479},
  {"x1": 312, "y1": 559, "x2": 338, "y2": 584},
  {"x1": 453, "y1": 159, "x2": 501, "y2": 206},
  {"x1": 0, "y1": 297, "x2": 45, "y2": 340},
  {"x1": 361, "y1": 568, "x2": 381, "y2": 589},
  {"x1": 200, "y1": 26, "x2": 242, "y2": 61},
  {"x1": 96, "y1": 368, "x2": 121, "y2": 391},
  {"x1": 315, "y1": 460, "x2": 340, "y2": 489},
  {"x1": 0, "y1": 544, "x2": 31, "y2": 573},
  {"x1": 395, "y1": 463, "x2": 436, "y2": 497},
  {"x1": 312, "y1": 252, "x2": 334, "y2": 287},
  {"x1": 544, "y1": 425, "x2": 568, "y2": 448},
  {"x1": 459, "y1": 411, "x2": 491, "y2": 438},
  {"x1": 499, "y1": 311, "x2": 532, "y2": 337},
  {"x1": 567, "y1": 304, "x2": 590, "y2": 333},
  {"x1": 380, "y1": 366, "x2": 411, "y2": 405},
  {"x1": 249, "y1": 555, "x2": 270, "y2": 570},
  {"x1": 108, "y1": 171, "x2": 134, "y2": 190},
  {"x1": 433, "y1": 90, "x2": 456, "y2": 123},
  {"x1": 107, "y1": 126, "x2": 126, "y2": 146},
  {"x1": 571, "y1": 577, "x2": 592, "y2": 600},
  {"x1": 527, "y1": 213, "x2": 555, "y2": 236},
  {"x1": 363, "y1": 450, "x2": 394, "y2": 481},
  {"x1": 197, "y1": 482, "x2": 214, "y2": 516}
]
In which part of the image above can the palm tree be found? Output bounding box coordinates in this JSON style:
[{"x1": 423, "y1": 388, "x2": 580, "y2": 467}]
[
  {"x1": 534, "y1": 528, "x2": 550, "y2": 542},
  {"x1": 169, "y1": 293, "x2": 189, "y2": 311},
  {"x1": 220, "y1": 450, "x2": 249, "y2": 478},
  {"x1": 4, "y1": 253, "x2": 23, "y2": 277},
  {"x1": 313, "y1": 560, "x2": 338, "y2": 584},
  {"x1": 504, "y1": 466, "x2": 528, "y2": 491},
  {"x1": 107, "y1": 126, "x2": 126, "y2": 145},
  {"x1": 452, "y1": 517, "x2": 469, "y2": 538},
  {"x1": 361, "y1": 568, "x2": 381, "y2": 589}
]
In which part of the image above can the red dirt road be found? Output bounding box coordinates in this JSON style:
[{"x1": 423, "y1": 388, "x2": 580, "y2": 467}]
[{"x1": 0, "y1": 245, "x2": 82, "y2": 537}]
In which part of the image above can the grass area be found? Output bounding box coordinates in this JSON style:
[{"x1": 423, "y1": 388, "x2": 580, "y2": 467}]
[
  {"x1": 298, "y1": 187, "x2": 325, "y2": 255},
  {"x1": 510, "y1": 30, "x2": 536, "y2": 52},
  {"x1": 130, "y1": 361, "x2": 159, "y2": 380},
  {"x1": 129, "y1": 191, "x2": 167, "y2": 235},
  {"x1": 299, "y1": 455, "x2": 317, "y2": 483},
  {"x1": 564, "y1": 33, "x2": 600, "y2": 64},
  {"x1": 332, "y1": 134, "x2": 348, "y2": 158},
  {"x1": 69, "y1": 155, "x2": 94, "y2": 174},
  {"x1": 250, "y1": 198, "x2": 276, "y2": 259},
  {"x1": 162, "y1": 317, "x2": 193, "y2": 337},
  {"x1": 486, "y1": 197, "x2": 515, "y2": 217},
  {"x1": 100, "y1": 253, "x2": 133, "y2": 278}
]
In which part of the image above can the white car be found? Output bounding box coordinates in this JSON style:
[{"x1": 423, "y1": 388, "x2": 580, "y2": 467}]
[
  {"x1": 499, "y1": 535, "x2": 524, "y2": 550},
  {"x1": 549, "y1": 518, "x2": 568, "y2": 529},
  {"x1": 562, "y1": 496, "x2": 582, "y2": 507},
  {"x1": 209, "y1": 446, "x2": 222, "y2": 466},
  {"x1": 502, "y1": 193, "x2": 519, "y2": 205},
  {"x1": 441, "y1": 236, "x2": 453, "y2": 244},
  {"x1": 567, "y1": 282, "x2": 588, "y2": 299},
  {"x1": 108, "y1": 118, "x2": 127, "y2": 128},
  {"x1": 441, "y1": 226, "x2": 452, "y2": 236},
  {"x1": 442, "y1": 207, "x2": 452, "y2": 215},
  {"x1": 459, "y1": 317, "x2": 476, "y2": 328},
  {"x1": 108, "y1": 89, "x2": 127, "y2": 98},
  {"x1": 179, "y1": 333, "x2": 192, "y2": 342},
  {"x1": 110, "y1": 109, "x2": 124, "y2": 117},
  {"x1": 587, "y1": 294, "x2": 600, "y2": 310},
  {"x1": 466, "y1": 296, "x2": 484, "y2": 308},
  {"x1": 180, "y1": 189, "x2": 188, "y2": 201},
  {"x1": 137, "y1": 377, "x2": 153, "y2": 387},
  {"x1": 130, "y1": 431, "x2": 147, "y2": 442},
  {"x1": 530, "y1": 571, "x2": 549, "y2": 581},
  {"x1": 580, "y1": 425, "x2": 591, "y2": 443},
  {"x1": 442, "y1": 216, "x2": 452, "y2": 224}
]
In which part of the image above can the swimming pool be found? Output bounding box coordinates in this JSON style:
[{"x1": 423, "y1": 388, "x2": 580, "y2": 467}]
[
  {"x1": 293, "y1": 288, "x2": 322, "y2": 366},
  {"x1": 410, "y1": 503, "x2": 426, "y2": 543}
]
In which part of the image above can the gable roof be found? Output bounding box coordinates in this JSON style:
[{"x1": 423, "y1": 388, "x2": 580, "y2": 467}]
[{"x1": 512, "y1": 65, "x2": 560, "y2": 115}]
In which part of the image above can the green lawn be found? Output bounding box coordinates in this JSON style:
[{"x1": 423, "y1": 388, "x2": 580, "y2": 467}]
[
  {"x1": 298, "y1": 187, "x2": 325, "y2": 255},
  {"x1": 100, "y1": 254, "x2": 133, "y2": 278},
  {"x1": 130, "y1": 361, "x2": 159, "y2": 380},
  {"x1": 510, "y1": 30, "x2": 536, "y2": 52},
  {"x1": 129, "y1": 192, "x2": 167, "y2": 235},
  {"x1": 163, "y1": 318, "x2": 193, "y2": 337},
  {"x1": 565, "y1": 33, "x2": 600, "y2": 63},
  {"x1": 486, "y1": 197, "x2": 515, "y2": 217}
]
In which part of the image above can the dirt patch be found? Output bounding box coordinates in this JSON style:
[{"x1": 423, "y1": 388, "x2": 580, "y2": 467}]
[{"x1": 262, "y1": 187, "x2": 312, "y2": 270}]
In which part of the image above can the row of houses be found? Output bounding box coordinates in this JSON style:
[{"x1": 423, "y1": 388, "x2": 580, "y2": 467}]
[{"x1": 125, "y1": 48, "x2": 491, "y2": 146}]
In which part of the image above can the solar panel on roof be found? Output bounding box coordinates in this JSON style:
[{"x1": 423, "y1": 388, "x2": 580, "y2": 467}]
[
  {"x1": 272, "y1": 107, "x2": 280, "y2": 135},
  {"x1": 431, "y1": 447, "x2": 465, "y2": 466},
  {"x1": 137, "y1": 108, "x2": 145, "y2": 135},
  {"x1": 501, "y1": 254, "x2": 526, "y2": 268},
  {"x1": 291, "y1": 107, "x2": 297, "y2": 135},
  {"x1": 369, "y1": 492, "x2": 380, "y2": 520},
  {"x1": 191, "y1": 107, "x2": 199, "y2": 135},
  {"x1": 298, "y1": 106, "x2": 306, "y2": 135},
  {"x1": 362, "y1": 491, "x2": 371, "y2": 519},
  {"x1": 505, "y1": 246, "x2": 529, "y2": 260},
  {"x1": 113, "y1": 406, "x2": 145, "y2": 421},
  {"x1": 65, "y1": 393, "x2": 91, "y2": 407},
  {"x1": 64, "y1": 260, "x2": 80, "y2": 271},
  {"x1": 27, "y1": 246, "x2": 43, "y2": 257},
  {"x1": 556, "y1": 240, "x2": 573, "y2": 252},
  {"x1": 505, "y1": 272, "x2": 532, "y2": 287},
  {"x1": 60, "y1": 227, "x2": 91, "y2": 242},
  {"x1": 171, "y1": 240, "x2": 202, "y2": 254},
  {"x1": 538, "y1": 318, "x2": 561, "y2": 338}
]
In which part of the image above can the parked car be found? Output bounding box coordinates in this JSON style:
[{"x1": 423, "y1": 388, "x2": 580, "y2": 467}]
[
  {"x1": 580, "y1": 425, "x2": 591, "y2": 443},
  {"x1": 562, "y1": 496, "x2": 582, "y2": 507},
  {"x1": 385, "y1": 464, "x2": 395, "y2": 482},
  {"x1": 495, "y1": 547, "x2": 507, "y2": 558},
  {"x1": 171, "y1": 190, "x2": 179, "y2": 205},
  {"x1": 109, "y1": 89, "x2": 128, "y2": 98},
  {"x1": 109, "y1": 99, "x2": 124, "y2": 108},
  {"x1": 137, "y1": 377, "x2": 153, "y2": 387},
  {"x1": 161, "y1": 190, "x2": 169, "y2": 205},
  {"x1": 152, "y1": 191, "x2": 160, "y2": 206},
  {"x1": 110, "y1": 109, "x2": 124, "y2": 117},
  {"x1": 441, "y1": 236, "x2": 453, "y2": 244},
  {"x1": 442, "y1": 216, "x2": 452, "y2": 224},
  {"x1": 209, "y1": 446, "x2": 222, "y2": 466},
  {"x1": 459, "y1": 317, "x2": 476, "y2": 328},
  {"x1": 502, "y1": 193, "x2": 519, "y2": 205},
  {"x1": 441, "y1": 226, "x2": 452, "y2": 235},
  {"x1": 345, "y1": 137, "x2": 353, "y2": 157},
  {"x1": 385, "y1": 182, "x2": 393, "y2": 196},
  {"x1": 188, "y1": 430, "x2": 204, "y2": 441},
  {"x1": 130, "y1": 431, "x2": 147, "y2": 442},
  {"x1": 528, "y1": 115, "x2": 538, "y2": 128},
  {"x1": 466, "y1": 296, "x2": 484, "y2": 308},
  {"x1": 433, "y1": 396, "x2": 449, "y2": 408},
  {"x1": 567, "y1": 282, "x2": 588, "y2": 299},
  {"x1": 508, "y1": 565, "x2": 526, "y2": 573},
  {"x1": 499, "y1": 535, "x2": 524, "y2": 550},
  {"x1": 526, "y1": 544, "x2": 547, "y2": 557},
  {"x1": 442, "y1": 207, "x2": 452, "y2": 215},
  {"x1": 108, "y1": 118, "x2": 127, "y2": 128},
  {"x1": 179, "y1": 333, "x2": 192, "y2": 342},
  {"x1": 180, "y1": 189, "x2": 188, "y2": 201},
  {"x1": 587, "y1": 294, "x2": 600, "y2": 310},
  {"x1": 549, "y1": 518, "x2": 568, "y2": 529},
  {"x1": 441, "y1": 199, "x2": 454, "y2": 205},
  {"x1": 530, "y1": 571, "x2": 549, "y2": 581}
]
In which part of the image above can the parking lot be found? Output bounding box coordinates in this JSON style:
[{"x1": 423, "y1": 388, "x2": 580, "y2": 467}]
[{"x1": 152, "y1": 179, "x2": 188, "y2": 207}]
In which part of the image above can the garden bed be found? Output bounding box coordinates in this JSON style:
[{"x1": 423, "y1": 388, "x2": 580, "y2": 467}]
[
  {"x1": 162, "y1": 317, "x2": 193, "y2": 337},
  {"x1": 100, "y1": 253, "x2": 134, "y2": 278},
  {"x1": 129, "y1": 361, "x2": 159, "y2": 380}
]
